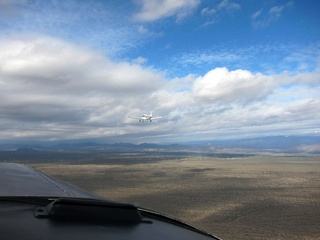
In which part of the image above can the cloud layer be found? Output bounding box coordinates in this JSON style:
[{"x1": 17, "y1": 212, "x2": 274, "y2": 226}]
[
  {"x1": 133, "y1": 0, "x2": 200, "y2": 22},
  {"x1": 0, "y1": 36, "x2": 319, "y2": 143}
]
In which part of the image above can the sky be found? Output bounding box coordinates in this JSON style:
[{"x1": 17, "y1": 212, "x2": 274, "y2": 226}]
[{"x1": 0, "y1": 0, "x2": 319, "y2": 144}]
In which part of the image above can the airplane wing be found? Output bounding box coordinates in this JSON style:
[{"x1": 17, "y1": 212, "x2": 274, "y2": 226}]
[
  {"x1": 0, "y1": 163, "x2": 97, "y2": 198},
  {"x1": 128, "y1": 115, "x2": 142, "y2": 119},
  {"x1": 0, "y1": 163, "x2": 221, "y2": 240}
]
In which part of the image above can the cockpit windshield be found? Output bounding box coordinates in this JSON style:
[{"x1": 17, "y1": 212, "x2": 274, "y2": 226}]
[{"x1": 0, "y1": 1, "x2": 319, "y2": 239}]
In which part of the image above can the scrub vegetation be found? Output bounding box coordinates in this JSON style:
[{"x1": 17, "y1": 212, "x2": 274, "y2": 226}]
[{"x1": 27, "y1": 153, "x2": 320, "y2": 240}]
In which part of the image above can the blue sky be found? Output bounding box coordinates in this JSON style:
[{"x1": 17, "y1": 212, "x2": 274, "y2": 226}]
[{"x1": 0, "y1": 0, "x2": 319, "y2": 144}]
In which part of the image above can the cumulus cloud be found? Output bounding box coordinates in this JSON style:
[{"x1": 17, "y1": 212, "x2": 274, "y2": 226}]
[
  {"x1": 192, "y1": 68, "x2": 275, "y2": 104},
  {"x1": 0, "y1": 36, "x2": 162, "y2": 94},
  {"x1": 0, "y1": 36, "x2": 166, "y2": 141},
  {"x1": 133, "y1": 0, "x2": 200, "y2": 22}
]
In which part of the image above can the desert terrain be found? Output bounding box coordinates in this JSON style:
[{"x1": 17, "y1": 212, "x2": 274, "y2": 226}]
[{"x1": 32, "y1": 154, "x2": 320, "y2": 240}]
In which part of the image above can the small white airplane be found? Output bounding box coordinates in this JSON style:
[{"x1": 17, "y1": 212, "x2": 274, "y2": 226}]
[{"x1": 128, "y1": 111, "x2": 162, "y2": 122}]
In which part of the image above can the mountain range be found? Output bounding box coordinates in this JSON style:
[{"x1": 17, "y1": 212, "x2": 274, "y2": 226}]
[{"x1": 0, "y1": 135, "x2": 319, "y2": 154}]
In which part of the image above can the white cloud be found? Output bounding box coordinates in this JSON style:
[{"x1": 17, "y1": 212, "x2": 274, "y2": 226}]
[
  {"x1": 0, "y1": 36, "x2": 163, "y2": 94},
  {"x1": 200, "y1": 0, "x2": 240, "y2": 26},
  {"x1": 178, "y1": 51, "x2": 242, "y2": 66},
  {"x1": 216, "y1": 0, "x2": 241, "y2": 12},
  {"x1": 269, "y1": 5, "x2": 285, "y2": 18},
  {"x1": 133, "y1": 0, "x2": 200, "y2": 22},
  {"x1": 201, "y1": 7, "x2": 216, "y2": 16},
  {"x1": 252, "y1": 2, "x2": 293, "y2": 28},
  {"x1": 192, "y1": 67, "x2": 274, "y2": 104},
  {"x1": 132, "y1": 56, "x2": 148, "y2": 65},
  {"x1": 252, "y1": 9, "x2": 262, "y2": 20},
  {"x1": 0, "y1": 36, "x2": 166, "y2": 141},
  {"x1": 172, "y1": 42, "x2": 320, "y2": 75}
]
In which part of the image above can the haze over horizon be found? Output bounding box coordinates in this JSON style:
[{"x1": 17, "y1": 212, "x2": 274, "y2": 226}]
[{"x1": 0, "y1": 0, "x2": 319, "y2": 144}]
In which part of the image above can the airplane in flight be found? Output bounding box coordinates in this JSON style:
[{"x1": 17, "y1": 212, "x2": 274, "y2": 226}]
[{"x1": 128, "y1": 111, "x2": 162, "y2": 122}]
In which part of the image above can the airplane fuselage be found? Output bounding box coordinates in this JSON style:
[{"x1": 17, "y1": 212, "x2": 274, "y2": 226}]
[
  {"x1": 129, "y1": 112, "x2": 160, "y2": 122},
  {"x1": 139, "y1": 116, "x2": 152, "y2": 122}
]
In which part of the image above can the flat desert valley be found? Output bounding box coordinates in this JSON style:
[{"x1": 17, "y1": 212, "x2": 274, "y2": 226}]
[{"x1": 32, "y1": 154, "x2": 320, "y2": 240}]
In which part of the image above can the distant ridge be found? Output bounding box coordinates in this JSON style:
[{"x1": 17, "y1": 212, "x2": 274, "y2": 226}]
[
  {"x1": 16, "y1": 147, "x2": 38, "y2": 152},
  {"x1": 204, "y1": 135, "x2": 320, "y2": 153},
  {"x1": 0, "y1": 135, "x2": 319, "y2": 153}
]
